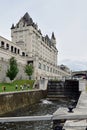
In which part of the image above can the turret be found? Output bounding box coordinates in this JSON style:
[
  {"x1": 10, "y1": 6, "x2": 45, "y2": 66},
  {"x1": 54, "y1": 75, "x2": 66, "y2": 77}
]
[
  {"x1": 11, "y1": 24, "x2": 15, "y2": 29},
  {"x1": 51, "y1": 32, "x2": 56, "y2": 46}
]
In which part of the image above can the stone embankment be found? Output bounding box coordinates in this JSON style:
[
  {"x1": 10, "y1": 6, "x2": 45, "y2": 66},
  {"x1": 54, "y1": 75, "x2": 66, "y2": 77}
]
[
  {"x1": 63, "y1": 91, "x2": 87, "y2": 130},
  {"x1": 0, "y1": 89, "x2": 47, "y2": 115},
  {"x1": 53, "y1": 80, "x2": 87, "y2": 130}
]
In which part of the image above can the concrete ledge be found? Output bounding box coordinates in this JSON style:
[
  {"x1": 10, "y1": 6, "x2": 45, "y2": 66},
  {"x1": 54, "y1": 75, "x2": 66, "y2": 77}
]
[{"x1": 64, "y1": 120, "x2": 87, "y2": 130}]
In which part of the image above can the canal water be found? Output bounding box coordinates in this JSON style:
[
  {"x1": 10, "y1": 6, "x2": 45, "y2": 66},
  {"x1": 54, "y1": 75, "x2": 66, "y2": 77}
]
[{"x1": 0, "y1": 98, "x2": 77, "y2": 130}]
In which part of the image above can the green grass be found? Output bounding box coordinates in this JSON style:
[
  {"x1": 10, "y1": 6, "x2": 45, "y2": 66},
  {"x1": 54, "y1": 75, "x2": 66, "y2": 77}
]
[{"x1": 0, "y1": 80, "x2": 35, "y2": 92}]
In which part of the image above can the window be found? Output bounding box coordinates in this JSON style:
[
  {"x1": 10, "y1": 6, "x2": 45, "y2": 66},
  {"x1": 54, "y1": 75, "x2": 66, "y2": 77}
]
[
  {"x1": 47, "y1": 66, "x2": 49, "y2": 72},
  {"x1": 18, "y1": 49, "x2": 20, "y2": 54},
  {"x1": 11, "y1": 46, "x2": 14, "y2": 52},
  {"x1": 50, "y1": 68, "x2": 52, "y2": 72},
  {"x1": 14, "y1": 47, "x2": 17, "y2": 53},
  {"x1": 53, "y1": 69, "x2": 55, "y2": 73},
  {"x1": 6, "y1": 44, "x2": 9, "y2": 50},
  {"x1": 43, "y1": 64, "x2": 46, "y2": 70},
  {"x1": 55, "y1": 70, "x2": 57, "y2": 74},
  {"x1": 1, "y1": 57, "x2": 3, "y2": 61},
  {"x1": 22, "y1": 52, "x2": 25, "y2": 56},
  {"x1": 38, "y1": 63, "x2": 41, "y2": 69},
  {"x1": 1, "y1": 41, "x2": 5, "y2": 48}
]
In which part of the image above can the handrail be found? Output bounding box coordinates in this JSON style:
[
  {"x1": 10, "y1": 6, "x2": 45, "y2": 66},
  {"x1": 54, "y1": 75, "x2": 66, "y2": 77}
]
[
  {"x1": 0, "y1": 115, "x2": 52, "y2": 123},
  {"x1": 1, "y1": 113, "x2": 87, "y2": 123}
]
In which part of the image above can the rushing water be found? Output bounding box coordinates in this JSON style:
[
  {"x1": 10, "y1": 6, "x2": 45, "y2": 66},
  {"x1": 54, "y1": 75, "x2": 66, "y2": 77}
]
[{"x1": 0, "y1": 98, "x2": 76, "y2": 130}]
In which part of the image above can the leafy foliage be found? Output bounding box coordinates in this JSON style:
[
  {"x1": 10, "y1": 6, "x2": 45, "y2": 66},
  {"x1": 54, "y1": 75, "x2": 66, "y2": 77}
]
[
  {"x1": 6, "y1": 57, "x2": 19, "y2": 81},
  {"x1": 25, "y1": 64, "x2": 33, "y2": 79}
]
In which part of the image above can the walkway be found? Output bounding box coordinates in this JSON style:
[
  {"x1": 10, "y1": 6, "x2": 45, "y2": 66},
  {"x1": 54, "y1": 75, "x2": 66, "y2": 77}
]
[
  {"x1": 53, "y1": 80, "x2": 87, "y2": 130},
  {"x1": 63, "y1": 91, "x2": 87, "y2": 130}
]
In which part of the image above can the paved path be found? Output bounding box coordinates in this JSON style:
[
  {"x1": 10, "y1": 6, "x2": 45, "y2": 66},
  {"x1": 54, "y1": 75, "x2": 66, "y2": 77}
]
[
  {"x1": 66, "y1": 94, "x2": 87, "y2": 129},
  {"x1": 53, "y1": 91, "x2": 87, "y2": 130},
  {"x1": 63, "y1": 80, "x2": 87, "y2": 130},
  {"x1": 53, "y1": 80, "x2": 87, "y2": 130}
]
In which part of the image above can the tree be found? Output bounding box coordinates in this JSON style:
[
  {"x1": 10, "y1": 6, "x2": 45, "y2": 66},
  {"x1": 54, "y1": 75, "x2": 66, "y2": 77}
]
[
  {"x1": 25, "y1": 64, "x2": 33, "y2": 79},
  {"x1": 6, "y1": 57, "x2": 19, "y2": 81}
]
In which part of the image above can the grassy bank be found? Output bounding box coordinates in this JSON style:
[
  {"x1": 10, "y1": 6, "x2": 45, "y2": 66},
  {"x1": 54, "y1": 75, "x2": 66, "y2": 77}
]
[{"x1": 0, "y1": 80, "x2": 35, "y2": 92}]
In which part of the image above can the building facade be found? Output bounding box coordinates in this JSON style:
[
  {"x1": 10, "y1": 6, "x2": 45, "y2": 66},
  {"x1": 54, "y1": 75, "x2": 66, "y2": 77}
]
[{"x1": 0, "y1": 12, "x2": 71, "y2": 82}]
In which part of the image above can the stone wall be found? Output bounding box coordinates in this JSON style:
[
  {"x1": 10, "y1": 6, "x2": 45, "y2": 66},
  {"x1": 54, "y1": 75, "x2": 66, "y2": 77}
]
[
  {"x1": 0, "y1": 90, "x2": 47, "y2": 115},
  {"x1": 0, "y1": 60, "x2": 28, "y2": 82}
]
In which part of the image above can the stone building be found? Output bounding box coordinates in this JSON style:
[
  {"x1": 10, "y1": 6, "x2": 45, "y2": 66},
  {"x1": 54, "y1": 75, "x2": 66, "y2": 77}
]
[
  {"x1": 0, "y1": 36, "x2": 29, "y2": 82},
  {"x1": 0, "y1": 12, "x2": 71, "y2": 82}
]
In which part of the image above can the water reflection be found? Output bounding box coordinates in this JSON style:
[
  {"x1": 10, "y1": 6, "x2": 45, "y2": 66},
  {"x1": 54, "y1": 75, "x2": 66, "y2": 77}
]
[{"x1": 0, "y1": 98, "x2": 73, "y2": 130}]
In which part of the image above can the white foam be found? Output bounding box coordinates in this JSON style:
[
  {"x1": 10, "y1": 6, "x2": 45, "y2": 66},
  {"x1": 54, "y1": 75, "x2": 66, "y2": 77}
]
[{"x1": 41, "y1": 99, "x2": 53, "y2": 104}]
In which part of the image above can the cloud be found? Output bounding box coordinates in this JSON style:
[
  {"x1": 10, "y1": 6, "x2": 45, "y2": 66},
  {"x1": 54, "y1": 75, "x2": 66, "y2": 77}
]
[{"x1": 59, "y1": 59, "x2": 87, "y2": 71}]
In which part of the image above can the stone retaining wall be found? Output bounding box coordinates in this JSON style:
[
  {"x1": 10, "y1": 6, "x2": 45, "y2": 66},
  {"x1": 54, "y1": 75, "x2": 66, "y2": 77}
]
[
  {"x1": 0, "y1": 60, "x2": 29, "y2": 82},
  {"x1": 0, "y1": 90, "x2": 47, "y2": 115}
]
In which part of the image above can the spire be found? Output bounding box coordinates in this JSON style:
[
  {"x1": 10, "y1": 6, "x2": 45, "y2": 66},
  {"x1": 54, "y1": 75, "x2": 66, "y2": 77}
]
[
  {"x1": 51, "y1": 32, "x2": 56, "y2": 40},
  {"x1": 22, "y1": 12, "x2": 33, "y2": 25},
  {"x1": 11, "y1": 23, "x2": 15, "y2": 29},
  {"x1": 51, "y1": 32, "x2": 56, "y2": 46},
  {"x1": 12, "y1": 12, "x2": 34, "y2": 28},
  {"x1": 23, "y1": 12, "x2": 30, "y2": 22}
]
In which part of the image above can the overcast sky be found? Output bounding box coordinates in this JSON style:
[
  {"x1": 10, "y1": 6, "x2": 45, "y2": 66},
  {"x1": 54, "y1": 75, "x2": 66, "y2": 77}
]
[{"x1": 0, "y1": 0, "x2": 87, "y2": 71}]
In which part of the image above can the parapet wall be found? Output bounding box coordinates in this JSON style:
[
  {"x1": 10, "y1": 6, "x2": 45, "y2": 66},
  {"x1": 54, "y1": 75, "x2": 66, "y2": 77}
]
[{"x1": 0, "y1": 90, "x2": 47, "y2": 115}]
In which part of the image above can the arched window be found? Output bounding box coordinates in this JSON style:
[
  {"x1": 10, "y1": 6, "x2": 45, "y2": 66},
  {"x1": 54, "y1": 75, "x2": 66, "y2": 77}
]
[
  {"x1": 6, "y1": 43, "x2": 9, "y2": 50},
  {"x1": 18, "y1": 49, "x2": 20, "y2": 54},
  {"x1": 22, "y1": 52, "x2": 25, "y2": 56},
  {"x1": 14, "y1": 47, "x2": 17, "y2": 53},
  {"x1": 11, "y1": 46, "x2": 14, "y2": 52},
  {"x1": 1, "y1": 41, "x2": 5, "y2": 48}
]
